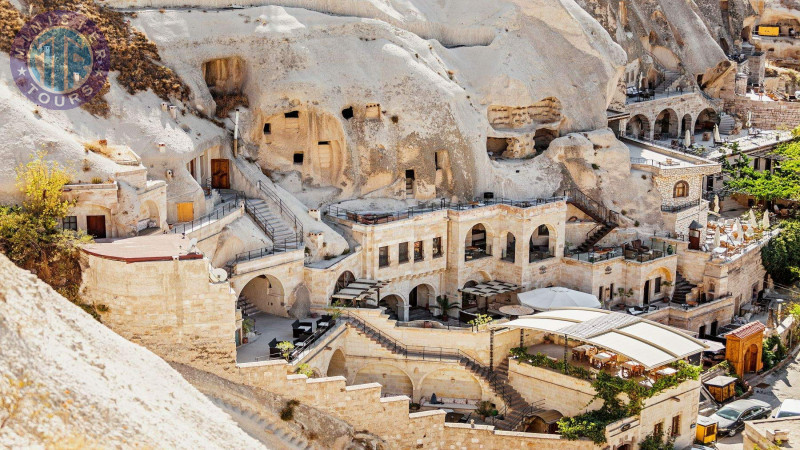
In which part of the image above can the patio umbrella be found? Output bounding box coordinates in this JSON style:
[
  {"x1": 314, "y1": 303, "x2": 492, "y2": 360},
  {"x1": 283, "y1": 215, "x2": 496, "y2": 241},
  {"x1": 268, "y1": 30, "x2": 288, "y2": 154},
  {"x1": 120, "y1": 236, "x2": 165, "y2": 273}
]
[
  {"x1": 713, "y1": 228, "x2": 721, "y2": 248},
  {"x1": 713, "y1": 194, "x2": 720, "y2": 213},
  {"x1": 732, "y1": 219, "x2": 742, "y2": 237},
  {"x1": 748, "y1": 209, "x2": 758, "y2": 230},
  {"x1": 762, "y1": 211, "x2": 770, "y2": 230},
  {"x1": 684, "y1": 129, "x2": 692, "y2": 147},
  {"x1": 517, "y1": 287, "x2": 601, "y2": 311},
  {"x1": 746, "y1": 111, "x2": 752, "y2": 129},
  {"x1": 714, "y1": 124, "x2": 721, "y2": 142}
]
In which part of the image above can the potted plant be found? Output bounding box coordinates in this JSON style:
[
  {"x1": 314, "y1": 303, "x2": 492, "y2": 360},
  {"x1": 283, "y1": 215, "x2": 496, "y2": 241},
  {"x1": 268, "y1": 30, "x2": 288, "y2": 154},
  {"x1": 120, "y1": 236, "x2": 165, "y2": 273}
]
[
  {"x1": 241, "y1": 318, "x2": 254, "y2": 344},
  {"x1": 468, "y1": 313, "x2": 493, "y2": 331},
  {"x1": 276, "y1": 341, "x2": 295, "y2": 361},
  {"x1": 435, "y1": 295, "x2": 459, "y2": 321}
]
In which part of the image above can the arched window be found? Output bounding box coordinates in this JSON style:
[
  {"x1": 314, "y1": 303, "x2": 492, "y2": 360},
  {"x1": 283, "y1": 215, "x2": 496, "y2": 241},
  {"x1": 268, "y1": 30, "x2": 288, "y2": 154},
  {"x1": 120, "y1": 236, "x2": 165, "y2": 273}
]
[{"x1": 673, "y1": 181, "x2": 689, "y2": 198}]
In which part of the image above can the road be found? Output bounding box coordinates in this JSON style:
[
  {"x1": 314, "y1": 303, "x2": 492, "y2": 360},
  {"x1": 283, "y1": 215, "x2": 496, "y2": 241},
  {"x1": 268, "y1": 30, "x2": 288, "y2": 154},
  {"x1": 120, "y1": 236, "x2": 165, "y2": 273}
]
[{"x1": 714, "y1": 351, "x2": 800, "y2": 449}]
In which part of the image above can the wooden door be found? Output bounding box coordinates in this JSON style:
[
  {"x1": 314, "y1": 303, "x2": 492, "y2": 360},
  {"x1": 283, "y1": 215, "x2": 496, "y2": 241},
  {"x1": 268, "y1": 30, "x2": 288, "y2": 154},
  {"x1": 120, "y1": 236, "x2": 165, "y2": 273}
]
[
  {"x1": 177, "y1": 202, "x2": 194, "y2": 222},
  {"x1": 211, "y1": 159, "x2": 230, "y2": 189},
  {"x1": 86, "y1": 215, "x2": 106, "y2": 239}
]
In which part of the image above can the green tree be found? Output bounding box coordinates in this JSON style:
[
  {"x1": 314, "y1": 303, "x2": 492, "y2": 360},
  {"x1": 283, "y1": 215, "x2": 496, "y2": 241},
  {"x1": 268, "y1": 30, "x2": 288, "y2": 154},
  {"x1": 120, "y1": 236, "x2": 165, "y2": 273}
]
[
  {"x1": 761, "y1": 220, "x2": 800, "y2": 284},
  {"x1": 0, "y1": 152, "x2": 96, "y2": 316},
  {"x1": 723, "y1": 130, "x2": 800, "y2": 205}
]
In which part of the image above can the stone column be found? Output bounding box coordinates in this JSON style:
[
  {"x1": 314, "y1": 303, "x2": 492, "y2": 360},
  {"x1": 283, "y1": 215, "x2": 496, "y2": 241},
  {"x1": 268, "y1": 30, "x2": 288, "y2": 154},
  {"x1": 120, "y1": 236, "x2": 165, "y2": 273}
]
[{"x1": 401, "y1": 304, "x2": 410, "y2": 322}]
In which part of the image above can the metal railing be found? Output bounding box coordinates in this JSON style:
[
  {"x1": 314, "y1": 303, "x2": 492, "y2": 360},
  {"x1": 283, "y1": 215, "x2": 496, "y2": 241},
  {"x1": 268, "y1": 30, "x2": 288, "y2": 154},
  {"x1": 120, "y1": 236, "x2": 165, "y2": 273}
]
[
  {"x1": 170, "y1": 195, "x2": 242, "y2": 235},
  {"x1": 661, "y1": 199, "x2": 702, "y2": 213},
  {"x1": 569, "y1": 247, "x2": 624, "y2": 263},
  {"x1": 326, "y1": 196, "x2": 566, "y2": 226},
  {"x1": 563, "y1": 188, "x2": 620, "y2": 225},
  {"x1": 256, "y1": 180, "x2": 304, "y2": 245},
  {"x1": 341, "y1": 312, "x2": 533, "y2": 430}
]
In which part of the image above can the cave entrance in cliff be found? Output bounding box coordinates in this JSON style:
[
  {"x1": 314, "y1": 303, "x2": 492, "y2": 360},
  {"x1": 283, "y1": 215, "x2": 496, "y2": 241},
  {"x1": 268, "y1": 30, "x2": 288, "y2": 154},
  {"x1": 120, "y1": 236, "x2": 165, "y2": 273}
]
[
  {"x1": 487, "y1": 137, "x2": 509, "y2": 159},
  {"x1": 694, "y1": 108, "x2": 718, "y2": 134},
  {"x1": 654, "y1": 108, "x2": 679, "y2": 140},
  {"x1": 626, "y1": 115, "x2": 651, "y2": 140},
  {"x1": 534, "y1": 129, "x2": 558, "y2": 153}
]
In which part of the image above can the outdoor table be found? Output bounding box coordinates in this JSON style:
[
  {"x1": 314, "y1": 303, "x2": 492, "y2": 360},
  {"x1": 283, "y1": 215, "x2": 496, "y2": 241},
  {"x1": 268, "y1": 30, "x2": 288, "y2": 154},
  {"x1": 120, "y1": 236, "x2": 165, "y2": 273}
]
[
  {"x1": 572, "y1": 344, "x2": 597, "y2": 361},
  {"x1": 498, "y1": 305, "x2": 534, "y2": 318},
  {"x1": 653, "y1": 367, "x2": 677, "y2": 381},
  {"x1": 591, "y1": 352, "x2": 616, "y2": 369},
  {"x1": 621, "y1": 361, "x2": 644, "y2": 378}
]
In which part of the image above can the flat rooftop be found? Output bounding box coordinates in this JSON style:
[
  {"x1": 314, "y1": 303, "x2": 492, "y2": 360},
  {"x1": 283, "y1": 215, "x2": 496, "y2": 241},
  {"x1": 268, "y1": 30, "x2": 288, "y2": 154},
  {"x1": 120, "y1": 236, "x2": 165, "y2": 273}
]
[
  {"x1": 83, "y1": 234, "x2": 203, "y2": 262},
  {"x1": 746, "y1": 417, "x2": 800, "y2": 449},
  {"x1": 626, "y1": 140, "x2": 698, "y2": 168}
]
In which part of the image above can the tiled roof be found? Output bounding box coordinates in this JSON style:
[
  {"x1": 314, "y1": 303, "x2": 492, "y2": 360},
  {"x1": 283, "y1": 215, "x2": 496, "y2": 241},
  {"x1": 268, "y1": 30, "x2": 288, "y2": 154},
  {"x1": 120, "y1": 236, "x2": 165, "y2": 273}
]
[{"x1": 725, "y1": 321, "x2": 766, "y2": 339}]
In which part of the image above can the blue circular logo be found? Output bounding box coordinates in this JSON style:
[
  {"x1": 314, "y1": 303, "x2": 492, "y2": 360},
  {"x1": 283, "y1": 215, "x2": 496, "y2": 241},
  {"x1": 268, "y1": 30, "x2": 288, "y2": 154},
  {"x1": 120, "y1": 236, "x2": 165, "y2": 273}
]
[{"x1": 11, "y1": 11, "x2": 109, "y2": 110}]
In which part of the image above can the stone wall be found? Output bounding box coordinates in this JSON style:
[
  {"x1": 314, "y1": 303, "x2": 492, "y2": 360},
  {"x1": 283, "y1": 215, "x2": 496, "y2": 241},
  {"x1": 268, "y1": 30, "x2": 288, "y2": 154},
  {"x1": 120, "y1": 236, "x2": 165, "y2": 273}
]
[
  {"x1": 724, "y1": 98, "x2": 800, "y2": 129},
  {"x1": 509, "y1": 360, "x2": 598, "y2": 417},
  {"x1": 80, "y1": 253, "x2": 237, "y2": 373}
]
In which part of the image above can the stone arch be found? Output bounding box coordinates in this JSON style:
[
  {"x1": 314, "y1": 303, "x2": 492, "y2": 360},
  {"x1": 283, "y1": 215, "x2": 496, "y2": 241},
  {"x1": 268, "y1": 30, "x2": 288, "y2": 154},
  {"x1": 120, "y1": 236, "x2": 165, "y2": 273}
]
[
  {"x1": 464, "y1": 223, "x2": 493, "y2": 260},
  {"x1": 379, "y1": 293, "x2": 405, "y2": 320},
  {"x1": 530, "y1": 223, "x2": 556, "y2": 262},
  {"x1": 655, "y1": 108, "x2": 679, "y2": 139},
  {"x1": 418, "y1": 367, "x2": 483, "y2": 402},
  {"x1": 695, "y1": 108, "x2": 718, "y2": 133},
  {"x1": 673, "y1": 180, "x2": 689, "y2": 198},
  {"x1": 327, "y1": 349, "x2": 346, "y2": 377},
  {"x1": 681, "y1": 113, "x2": 693, "y2": 136},
  {"x1": 334, "y1": 270, "x2": 355, "y2": 294},
  {"x1": 626, "y1": 114, "x2": 651, "y2": 140},
  {"x1": 239, "y1": 273, "x2": 285, "y2": 316},
  {"x1": 141, "y1": 199, "x2": 161, "y2": 229},
  {"x1": 353, "y1": 363, "x2": 414, "y2": 397},
  {"x1": 409, "y1": 283, "x2": 436, "y2": 309},
  {"x1": 503, "y1": 231, "x2": 517, "y2": 262}
]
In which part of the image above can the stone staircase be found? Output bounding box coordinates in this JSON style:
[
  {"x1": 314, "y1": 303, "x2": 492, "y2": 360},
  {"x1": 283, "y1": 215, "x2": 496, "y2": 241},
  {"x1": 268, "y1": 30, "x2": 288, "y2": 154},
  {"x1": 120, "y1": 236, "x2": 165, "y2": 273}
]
[
  {"x1": 245, "y1": 198, "x2": 301, "y2": 249},
  {"x1": 209, "y1": 396, "x2": 312, "y2": 449},
  {"x1": 343, "y1": 314, "x2": 543, "y2": 431},
  {"x1": 672, "y1": 273, "x2": 697, "y2": 304},
  {"x1": 719, "y1": 112, "x2": 736, "y2": 134},
  {"x1": 236, "y1": 295, "x2": 260, "y2": 318},
  {"x1": 655, "y1": 70, "x2": 682, "y2": 94},
  {"x1": 564, "y1": 188, "x2": 619, "y2": 253}
]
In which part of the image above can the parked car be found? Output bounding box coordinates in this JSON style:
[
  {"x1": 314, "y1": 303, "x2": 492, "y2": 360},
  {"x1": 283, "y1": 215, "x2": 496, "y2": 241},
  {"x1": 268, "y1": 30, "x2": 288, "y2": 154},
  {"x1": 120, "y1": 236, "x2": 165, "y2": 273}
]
[
  {"x1": 708, "y1": 399, "x2": 771, "y2": 436},
  {"x1": 773, "y1": 399, "x2": 800, "y2": 418}
]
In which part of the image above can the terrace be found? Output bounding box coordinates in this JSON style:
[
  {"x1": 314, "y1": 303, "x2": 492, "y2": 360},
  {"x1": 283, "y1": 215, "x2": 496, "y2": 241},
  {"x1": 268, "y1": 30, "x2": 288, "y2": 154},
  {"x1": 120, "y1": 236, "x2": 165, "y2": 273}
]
[
  {"x1": 326, "y1": 196, "x2": 566, "y2": 227},
  {"x1": 568, "y1": 238, "x2": 675, "y2": 264}
]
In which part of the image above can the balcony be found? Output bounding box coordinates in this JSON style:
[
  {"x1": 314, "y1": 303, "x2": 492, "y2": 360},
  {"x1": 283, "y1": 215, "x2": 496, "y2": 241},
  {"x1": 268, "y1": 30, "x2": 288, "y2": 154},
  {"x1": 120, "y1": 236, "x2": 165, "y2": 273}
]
[
  {"x1": 465, "y1": 246, "x2": 492, "y2": 261},
  {"x1": 568, "y1": 247, "x2": 623, "y2": 263},
  {"x1": 661, "y1": 199, "x2": 702, "y2": 213},
  {"x1": 529, "y1": 250, "x2": 554, "y2": 263}
]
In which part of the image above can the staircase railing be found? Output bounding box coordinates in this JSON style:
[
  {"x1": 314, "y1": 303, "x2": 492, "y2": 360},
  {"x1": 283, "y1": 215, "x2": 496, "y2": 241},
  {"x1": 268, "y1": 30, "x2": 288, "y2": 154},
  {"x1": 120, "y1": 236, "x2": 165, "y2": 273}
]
[
  {"x1": 256, "y1": 180, "x2": 304, "y2": 245},
  {"x1": 563, "y1": 188, "x2": 620, "y2": 226},
  {"x1": 342, "y1": 312, "x2": 522, "y2": 427},
  {"x1": 170, "y1": 194, "x2": 242, "y2": 235},
  {"x1": 506, "y1": 400, "x2": 546, "y2": 431}
]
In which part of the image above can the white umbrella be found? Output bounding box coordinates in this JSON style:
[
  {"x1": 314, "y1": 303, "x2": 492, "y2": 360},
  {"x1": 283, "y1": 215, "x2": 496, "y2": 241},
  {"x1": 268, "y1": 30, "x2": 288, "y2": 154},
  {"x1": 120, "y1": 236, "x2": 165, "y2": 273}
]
[
  {"x1": 713, "y1": 227, "x2": 721, "y2": 248},
  {"x1": 746, "y1": 111, "x2": 752, "y2": 129},
  {"x1": 684, "y1": 129, "x2": 692, "y2": 147},
  {"x1": 714, "y1": 124, "x2": 721, "y2": 142},
  {"x1": 517, "y1": 287, "x2": 601, "y2": 311},
  {"x1": 713, "y1": 194, "x2": 720, "y2": 213},
  {"x1": 762, "y1": 211, "x2": 770, "y2": 230},
  {"x1": 748, "y1": 209, "x2": 758, "y2": 230}
]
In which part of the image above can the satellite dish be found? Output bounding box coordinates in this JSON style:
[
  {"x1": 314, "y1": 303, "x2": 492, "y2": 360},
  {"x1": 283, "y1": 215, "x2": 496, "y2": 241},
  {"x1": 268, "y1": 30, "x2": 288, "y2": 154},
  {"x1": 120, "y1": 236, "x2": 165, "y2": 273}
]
[{"x1": 210, "y1": 268, "x2": 228, "y2": 282}]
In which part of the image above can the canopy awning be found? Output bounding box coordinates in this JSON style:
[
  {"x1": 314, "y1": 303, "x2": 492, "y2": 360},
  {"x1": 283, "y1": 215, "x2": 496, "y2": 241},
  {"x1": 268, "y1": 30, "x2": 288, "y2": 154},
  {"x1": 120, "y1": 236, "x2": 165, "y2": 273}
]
[
  {"x1": 331, "y1": 279, "x2": 389, "y2": 301},
  {"x1": 459, "y1": 280, "x2": 520, "y2": 297},
  {"x1": 493, "y1": 308, "x2": 707, "y2": 370},
  {"x1": 517, "y1": 287, "x2": 601, "y2": 311}
]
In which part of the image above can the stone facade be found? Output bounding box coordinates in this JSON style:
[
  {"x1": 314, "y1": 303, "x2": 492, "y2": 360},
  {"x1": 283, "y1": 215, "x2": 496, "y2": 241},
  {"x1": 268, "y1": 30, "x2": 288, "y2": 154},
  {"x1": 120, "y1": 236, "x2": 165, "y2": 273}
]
[
  {"x1": 724, "y1": 98, "x2": 800, "y2": 129},
  {"x1": 623, "y1": 93, "x2": 721, "y2": 141}
]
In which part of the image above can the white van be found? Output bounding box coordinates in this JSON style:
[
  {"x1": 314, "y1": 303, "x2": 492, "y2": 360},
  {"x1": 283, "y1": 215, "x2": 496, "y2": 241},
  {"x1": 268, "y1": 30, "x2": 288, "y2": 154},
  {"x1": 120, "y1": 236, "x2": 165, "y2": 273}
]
[{"x1": 773, "y1": 399, "x2": 800, "y2": 418}]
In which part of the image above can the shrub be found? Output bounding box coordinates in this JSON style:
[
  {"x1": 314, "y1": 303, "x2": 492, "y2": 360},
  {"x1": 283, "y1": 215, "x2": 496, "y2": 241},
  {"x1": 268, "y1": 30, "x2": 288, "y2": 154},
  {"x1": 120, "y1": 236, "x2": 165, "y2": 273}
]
[
  {"x1": 280, "y1": 399, "x2": 300, "y2": 421},
  {"x1": 295, "y1": 363, "x2": 314, "y2": 378},
  {"x1": 762, "y1": 220, "x2": 800, "y2": 284}
]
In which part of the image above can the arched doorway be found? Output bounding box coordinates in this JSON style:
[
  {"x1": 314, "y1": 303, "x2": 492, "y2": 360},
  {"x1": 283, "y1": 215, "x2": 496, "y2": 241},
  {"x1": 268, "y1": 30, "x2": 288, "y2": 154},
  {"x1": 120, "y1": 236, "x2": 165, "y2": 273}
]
[
  {"x1": 354, "y1": 363, "x2": 413, "y2": 397},
  {"x1": 379, "y1": 294, "x2": 404, "y2": 321},
  {"x1": 523, "y1": 410, "x2": 563, "y2": 434},
  {"x1": 503, "y1": 232, "x2": 516, "y2": 263},
  {"x1": 655, "y1": 108, "x2": 679, "y2": 140},
  {"x1": 462, "y1": 280, "x2": 479, "y2": 310},
  {"x1": 327, "y1": 349, "x2": 346, "y2": 377},
  {"x1": 530, "y1": 224, "x2": 555, "y2": 262},
  {"x1": 240, "y1": 274, "x2": 285, "y2": 316},
  {"x1": 465, "y1": 223, "x2": 491, "y2": 260},
  {"x1": 681, "y1": 113, "x2": 692, "y2": 136},
  {"x1": 334, "y1": 271, "x2": 355, "y2": 295},
  {"x1": 695, "y1": 108, "x2": 718, "y2": 134},
  {"x1": 409, "y1": 284, "x2": 435, "y2": 309},
  {"x1": 625, "y1": 115, "x2": 651, "y2": 139},
  {"x1": 418, "y1": 368, "x2": 483, "y2": 403}
]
